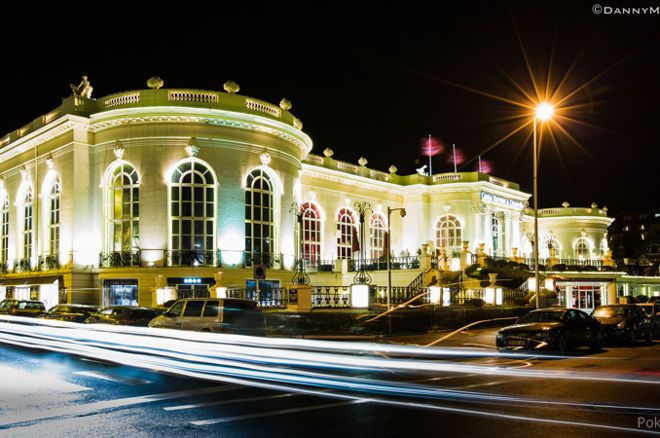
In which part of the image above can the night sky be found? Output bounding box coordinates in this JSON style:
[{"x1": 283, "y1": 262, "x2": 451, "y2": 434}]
[{"x1": 1, "y1": 1, "x2": 658, "y2": 213}]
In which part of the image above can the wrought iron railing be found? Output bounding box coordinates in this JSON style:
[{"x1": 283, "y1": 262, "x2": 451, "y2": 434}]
[
  {"x1": 166, "y1": 250, "x2": 216, "y2": 267},
  {"x1": 13, "y1": 258, "x2": 33, "y2": 272},
  {"x1": 99, "y1": 251, "x2": 141, "y2": 268},
  {"x1": 225, "y1": 287, "x2": 288, "y2": 308},
  {"x1": 38, "y1": 255, "x2": 60, "y2": 271},
  {"x1": 303, "y1": 259, "x2": 336, "y2": 272},
  {"x1": 373, "y1": 286, "x2": 429, "y2": 305},
  {"x1": 311, "y1": 286, "x2": 351, "y2": 308},
  {"x1": 242, "y1": 252, "x2": 283, "y2": 269},
  {"x1": 348, "y1": 256, "x2": 421, "y2": 272}
]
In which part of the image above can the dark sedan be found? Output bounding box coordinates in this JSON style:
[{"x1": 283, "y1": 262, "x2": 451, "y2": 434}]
[
  {"x1": 496, "y1": 308, "x2": 603, "y2": 353},
  {"x1": 40, "y1": 304, "x2": 99, "y2": 323},
  {"x1": 84, "y1": 306, "x2": 160, "y2": 327},
  {"x1": 0, "y1": 299, "x2": 46, "y2": 317},
  {"x1": 592, "y1": 305, "x2": 653, "y2": 345}
]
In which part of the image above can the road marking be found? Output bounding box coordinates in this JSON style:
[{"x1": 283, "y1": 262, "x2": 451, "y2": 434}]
[
  {"x1": 457, "y1": 380, "x2": 508, "y2": 390},
  {"x1": 73, "y1": 371, "x2": 152, "y2": 386},
  {"x1": 191, "y1": 399, "x2": 370, "y2": 425},
  {"x1": 164, "y1": 392, "x2": 297, "y2": 411},
  {"x1": 0, "y1": 385, "x2": 239, "y2": 428}
]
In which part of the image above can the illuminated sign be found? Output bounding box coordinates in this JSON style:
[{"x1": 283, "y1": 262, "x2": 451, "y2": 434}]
[
  {"x1": 183, "y1": 278, "x2": 202, "y2": 284},
  {"x1": 480, "y1": 192, "x2": 524, "y2": 209}
]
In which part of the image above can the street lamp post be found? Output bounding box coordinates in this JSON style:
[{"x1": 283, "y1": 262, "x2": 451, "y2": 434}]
[
  {"x1": 533, "y1": 103, "x2": 553, "y2": 309},
  {"x1": 353, "y1": 201, "x2": 373, "y2": 285},
  {"x1": 386, "y1": 207, "x2": 407, "y2": 310}
]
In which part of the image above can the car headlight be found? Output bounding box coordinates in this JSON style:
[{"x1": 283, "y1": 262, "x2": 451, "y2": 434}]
[
  {"x1": 616, "y1": 321, "x2": 626, "y2": 329},
  {"x1": 532, "y1": 332, "x2": 550, "y2": 341}
]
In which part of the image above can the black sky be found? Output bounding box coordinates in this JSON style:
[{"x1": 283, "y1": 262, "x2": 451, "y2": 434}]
[{"x1": 1, "y1": 1, "x2": 658, "y2": 213}]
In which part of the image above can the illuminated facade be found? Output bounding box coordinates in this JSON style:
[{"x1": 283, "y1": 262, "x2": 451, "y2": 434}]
[{"x1": 0, "y1": 79, "x2": 656, "y2": 309}]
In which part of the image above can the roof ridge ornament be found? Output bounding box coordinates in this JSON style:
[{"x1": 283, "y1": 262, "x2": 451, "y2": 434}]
[
  {"x1": 185, "y1": 138, "x2": 200, "y2": 157},
  {"x1": 223, "y1": 80, "x2": 240, "y2": 94},
  {"x1": 147, "y1": 76, "x2": 164, "y2": 89},
  {"x1": 279, "y1": 98, "x2": 292, "y2": 110}
]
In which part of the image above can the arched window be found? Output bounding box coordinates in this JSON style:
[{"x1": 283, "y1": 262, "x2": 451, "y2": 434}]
[
  {"x1": 575, "y1": 237, "x2": 591, "y2": 260},
  {"x1": 491, "y1": 216, "x2": 501, "y2": 255},
  {"x1": 435, "y1": 215, "x2": 462, "y2": 250},
  {"x1": 370, "y1": 213, "x2": 386, "y2": 259},
  {"x1": 107, "y1": 163, "x2": 139, "y2": 252},
  {"x1": 0, "y1": 199, "x2": 8, "y2": 265},
  {"x1": 301, "y1": 202, "x2": 321, "y2": 262},
  {"x1": 170, "y1": 160, "x2": 215, "y2": 264},
  {"x1": 23, "y1": 189, "x2": 33, "y2": 261},
  {"x1": 337, "y1": 208, "x2": 355, "y2": 259},
  {"x1": 48, "y1": 179, "x2": 61, "y2": 257},
  {"x1": 245, "y1": 169, "x2": 274, "y2": 256},
  {"x1": 541, "y1": 235, "x2": 561, "y2": 259}
]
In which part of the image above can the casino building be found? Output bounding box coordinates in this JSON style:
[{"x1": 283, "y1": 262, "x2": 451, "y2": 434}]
[{"x1": 0, "y1": 77, "x2": 657, "y2": 312}]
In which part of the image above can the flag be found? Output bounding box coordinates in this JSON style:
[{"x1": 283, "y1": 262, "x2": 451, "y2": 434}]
[{"x1": 351, "y1": 227, "x2": 360, "y2": 252}]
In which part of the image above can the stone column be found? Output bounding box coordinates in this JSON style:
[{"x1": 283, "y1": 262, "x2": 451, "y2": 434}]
[
  {"x1": 287, "y1": 284, "x2": 312, "y2": 312},
  {"x1": 460, "y1": 241, "x2": 470, "y2": 270},
  {"x1": 484, "y1": 209, "x2": 493, "y2": 255}
]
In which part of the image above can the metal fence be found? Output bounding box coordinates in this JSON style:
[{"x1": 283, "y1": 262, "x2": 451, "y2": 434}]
[
  {"x1": 311, "y1": 286, "x2": 351, "y2": 308},
  {"x1": 373, "y1": 286, "x2": 430, "y2": 305},
  {"x1": 348, "y1": 256, "x2": 421, "y2": 272},
  {"x1": 225, "y1": 287, "x2": 288, "y2": 308}
]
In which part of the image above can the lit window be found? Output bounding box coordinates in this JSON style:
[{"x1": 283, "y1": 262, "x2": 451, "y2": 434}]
[
  {"x1": 23, "y1": 190, "x2": 33, "y2": 260},
  {"x1": 48, "y1": 179, "x2": 61, "y2": 257},
  {"x1": 491, "y1": 216, "x2": 501, "y2": 255},
  {"x1": 245, "y1": 169, "x2": 274, "y2": 257},
  {"x1": 301, "y1": 202, "x2": 321, "y2": 262},
  {"x1": 0, "y1": 199, "x2": 8, "y2": 265},
  {"x1": 337, "y1": 208, "x2": 355, "y2": 259},
  {"x1": 369, "y1": 213, "x2": 386, "y2": 259},
  {"x1": 435, "y1": 214, "x2": 462, "y2": 251},
  {"x1": 170, "y1": 160, "x2": 215, "y2": 263},
  {"x1": 107, "y1": 163, "x2": 140, "y2": 252},
  {"x1": 574, "y1": 237, "x2": 591, "y2": 261}
]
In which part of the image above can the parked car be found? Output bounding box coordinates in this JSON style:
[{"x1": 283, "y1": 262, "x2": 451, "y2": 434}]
[
  {"x1": 39, "y1": 304, "x2": 99, "y2": 323},
  {"x1": 149, "y1": 298, "x2": 266, "y2": 336},
  {"x1": 496, "y1": 308, "x2": 603, "y2": 353},
  {"x1": 0, "y1": 299, "x2": 46, "y2": 317},
  {"x1": 637, "y1": 302, "x2": 660, "y2": 338},
  {"x1": 592, "y1": 304, "x2": 654, "y2": 345},
  {"x1": 84, "y1": 306, "x2": 160, "y2": 327}
]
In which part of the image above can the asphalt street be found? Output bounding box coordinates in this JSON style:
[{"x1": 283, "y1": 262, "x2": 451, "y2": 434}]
[{"x1": 1, "y1": 327, "x2": 659, "y2": 438}]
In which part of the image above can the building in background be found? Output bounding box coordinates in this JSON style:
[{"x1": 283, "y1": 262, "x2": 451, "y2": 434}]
[{"x1": 0, "y1": 78, "x2": 657, "y2": 311}]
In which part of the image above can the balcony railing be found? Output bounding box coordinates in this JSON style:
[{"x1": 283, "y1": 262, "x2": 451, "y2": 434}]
[
  {"x1": 166, "y1": 250, "x2": 216, "y2": 267},
  {"x1": 13, "y1": 258, "x2": 34, "y2": 272},
  {"x1": 99, "y1": 251, "x2": 141, "y2": 268},
  {"x1": 38, "y1": 255, "x2": 60, "y2": 271},
  {"x1": 348, "y1": 256, "x2": 421, "y2": 272},
  {"x1": 226, "y1": 287, "x2": 288, "y2": 308},
  {"x1": 373, "y1": 286, "x2": 429, "y2": 305}
]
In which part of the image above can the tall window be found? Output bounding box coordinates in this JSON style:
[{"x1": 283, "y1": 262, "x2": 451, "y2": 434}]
[
  {"x1": 575, "y1": 238, "x2": 591, "y2": 260},
  {"x1": 171, "y1": 160, "x2": 215, "y2": 257},
  {"x1": 301, "y1": 202, "x2": 321, "y2": 262},
  {"x1": 337, "y1": 208, "x2": 354, "y2": 259},
  {"x1": 245, "y1": 169, "x2": 274, "y2": 255},
  {"x1": 541, "y1": 235, "x2": 561, "y2": 259},
  {"x1": 435, "y1": 215, "x2": 462, "y2": 250},
  {"x1": 48, "y1": 179, "x2": 61, "y2": 256},
  {"x1": 108, "y1": 163, "x2": 139, "y2": 252},
  {"x1": 370, "y1": 213, "x2": 386, "y2": 259},
  {"x1": 0, "y1": 199, "x2": 8, "y2": 265},
  {"x1": 491, "y1": 216, "x2": 501, "y2": 255},
  {"x1": 23, "y1": 190, "x2": 33, "y2": 260}
]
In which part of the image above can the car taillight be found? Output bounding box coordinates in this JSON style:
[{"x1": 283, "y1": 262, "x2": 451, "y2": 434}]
[{"x1": 10, "y1": 308, "x2": 17, "y2": 315}]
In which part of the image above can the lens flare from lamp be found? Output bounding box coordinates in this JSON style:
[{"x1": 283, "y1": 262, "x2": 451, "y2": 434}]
[{"x1": 535, "y1": 103, "x2": 554, "y2": 121}]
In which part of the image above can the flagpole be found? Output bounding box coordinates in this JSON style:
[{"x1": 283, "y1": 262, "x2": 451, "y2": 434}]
[
  {"x1": 478, "y1": 156, "x2": 482, "y2": 173},
  {"x1": 452, "y1": 144, "x2": 457, "y2": 173},
  {"x1": 428, "y1": 134, "x2": 432, "y2": 176}
]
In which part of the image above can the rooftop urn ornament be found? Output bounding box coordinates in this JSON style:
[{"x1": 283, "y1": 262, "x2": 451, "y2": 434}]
[
  {"x1": 223, "y1": 80, "x2": 240, "y2": 94},
  {"x1": 279, "y1": 98, "x2": 292, "y2": 110},
  {"x1": 70, "y1": 75, "x2": 93, "y2": 98},
  {"x1": 185, "y1": 138, "x2": 200, "y2": 158},
  {"x1": 388, "y1": 165, "x2": 398, "y2": 174},
  {"x1": 591, "y1": 202, "x2": 598, "y2": 209},
  {"x1": 562, "y1": 201, "x2": 570, "y2": 208},
  {"x1": 260, "y1": 151, "x2": 271, "y2": 166},
  {"x1": 603, "y1": 206, "x2": 608, "y2": 213},
  {"x1": 358, "y1": 157, "x2": 368, "y2": 167},
  {"x1": 113, "y1": 141, "x2": 125, "y2": 160},
  {"x1": 323, "y1": 148, "x2": 334, "y2": 158},
  {"x1": 147, "y1": 76, "x2": 164, "y2": 89}
]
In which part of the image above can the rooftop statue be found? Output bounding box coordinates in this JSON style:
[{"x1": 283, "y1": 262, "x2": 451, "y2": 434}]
[
  {"x1": 416, "y1": 164, "x2": 428, "y2": 176},
  {"x1": 70, "y1": 75, "x2": 93, "y2": 98}
]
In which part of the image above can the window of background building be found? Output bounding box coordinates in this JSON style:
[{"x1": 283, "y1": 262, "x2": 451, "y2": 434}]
[
  {"x1": 49, "y1": 179, "x2": 61, "y2": 257},
  {"x1": 301, "y1": 202, "x2": 321, "y2": 262},
  {"x1": 575, "y1": 237, "x2": 591, "y2": 260},
  {"x1": 171, "y1": 161, "x2": 215, "y2": 258},
  {"x1": 491, "y1": 216, "x2": 501, "y2": 256},
  {"x1": 245, "y1": 169, "x2": 274, "y2": 256},
  {"x1": 108, "y1": 163, "x2": 140, "y2": 252},
  {"x1": 370, "y1": 213, "x2": 386, "y2": 259},
  {"x1": 435, "y1": 214, "x2": 462, "y2": 252},
  {"x1": 337, "y1": 208, "x2": 354, "y2": 259},
  {"x1": 23, "y1": 190, "x2": 33, "y2": 261}
]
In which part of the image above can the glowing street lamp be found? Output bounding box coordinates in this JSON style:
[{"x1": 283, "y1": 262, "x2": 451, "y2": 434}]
[{"x1": 532, "y1": 102, "x2": 554, "y2": 309}]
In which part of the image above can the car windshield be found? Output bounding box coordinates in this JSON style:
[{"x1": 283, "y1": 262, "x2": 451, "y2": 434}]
[
  {"x1": 517, "y1": 311, "x2": 563, "y2": 324},
  {"x1": 593, "y1": 306, "x2": 630, "y2": 318}
]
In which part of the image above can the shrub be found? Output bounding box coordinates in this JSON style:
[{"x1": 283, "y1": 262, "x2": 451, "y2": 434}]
[
  {"x1": 635, "y1": 295, "x2": 649, "y2": 303},
  {"x1": 466, "y1": 298, "x2": 485, "y2": 307}
]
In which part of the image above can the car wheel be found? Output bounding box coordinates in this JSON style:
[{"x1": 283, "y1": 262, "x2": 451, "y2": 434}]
[
  {"x1": 201, "y1": 328, "x2": 211, "y2": 333},
  {"x1": 589, "y1": 331, "x2": 604, "y2": 352},
  {"x1": 554, "y1": 335, "x2": 567, "y2": 353},
  {"x1": 627, "y1": 330, "x2": 637, "y2": 346}
]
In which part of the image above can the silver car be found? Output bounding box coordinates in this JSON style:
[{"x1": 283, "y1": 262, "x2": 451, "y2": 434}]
[{"x1": 149, "y1": 298, "x2": 266, "y2": 336}]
